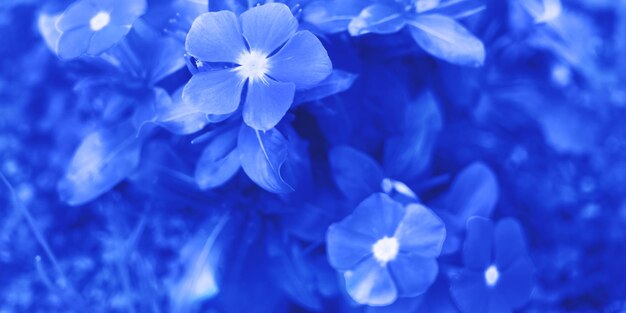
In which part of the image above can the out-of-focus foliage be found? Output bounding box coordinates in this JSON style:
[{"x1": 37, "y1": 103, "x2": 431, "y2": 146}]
[{"x1": 1, "y1": 0, "x2": 626, "y2": 312}]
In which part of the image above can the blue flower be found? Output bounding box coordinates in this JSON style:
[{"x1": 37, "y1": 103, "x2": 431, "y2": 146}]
[
  {"x1": 450, "y1": 217, "x2": 535, "y2": 313},
  {"x1": 55, "y1": 0, "x2": 147, "y2": 59},
  {"x1": 326, "y1": 193, "x2": 446, "y2": 306},
  {"x1": 182, "y1": 3, "x2": 333, "y2": 131}
]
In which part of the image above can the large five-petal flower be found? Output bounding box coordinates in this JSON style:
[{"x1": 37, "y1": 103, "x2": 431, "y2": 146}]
[
  {"x1": 326, "y1": 193, "x2": 446, "y2": 306},
  {"x1": 183, "y1": 3, "x2": 333, "y2": 131}
]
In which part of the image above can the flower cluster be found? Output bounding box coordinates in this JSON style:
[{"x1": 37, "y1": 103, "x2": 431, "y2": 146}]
[{"x1": 1, "y1": 0, "x2": 625, "y2": 312}]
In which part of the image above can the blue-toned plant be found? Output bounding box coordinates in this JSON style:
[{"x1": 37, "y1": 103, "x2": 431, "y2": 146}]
[
  {"x1": 327, "y1": 193, "x2": 446, "y2": 306},
  {"x1": 303, "y1": 0, "x2": 487, "y2": 66},
  {"x1": 150, "y1": 3, "x2": 344, "y2": 194},
  {"x1": 5, "y1": 0, "x2": 620, "y2": 311},
  {"x1": 54, "y1": 0, "x2": 147, "y2": 59},
  {"x1": 432, "y1": 162, "x2": 499, "y2": 254},
  {"x1": 50, "y1": 8, "x2": 191, "y2": 205},
  {"x1": 450, "y1": 217, "x2": 535, "y2": 312}
]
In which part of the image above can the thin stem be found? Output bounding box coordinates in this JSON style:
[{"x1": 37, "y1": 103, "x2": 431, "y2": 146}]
[
  {"x1": 0, "y1": 172, "x2": 65, "y2": 285},
  {"x1": 35, "y1": 256, "x2": 57, "y2": 292}
]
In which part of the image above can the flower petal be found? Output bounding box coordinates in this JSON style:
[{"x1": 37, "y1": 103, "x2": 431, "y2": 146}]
[
  {"x1": 388, "y1": 254, "x2": 438, "y2": 297},
  {"x1": 344, "y1": 258, "x2": 398, "y2": 306},
  {"x1": 494, "y1": 218, "x2": 528, "y2": 270},
  {"x1": 182, "y1": 70, "x2": 244, "y2": 115},
  {"x1": 57, "y1": 27, "x2": 93, "y2": 59},
  {"x1": 486, "y1": 296, "x2": 512, "y2": 313},
  {"x1": 497, "y1": 258, "x2": 534, "y2": 309},
  {"x1": 463, "y1": 217, "x2": 494, "y2": 271},
  {"x1": 58, "y1": 123, "x2": 141, "y2": 206},
  {"x1": 326, "y1": 225, "x2": 376, "y2": 271},
  {"x1": 109, "y1": 0, "x2": 147, "y2": 26},
  {"x1": 449, "y1": 270, "x2": 491, "y2": 313},
  {"x1": 240, "y1": 3, "x2": 298, "y2": 54},
  {"x1": 186, "y1": 11, "x2": 247, "y2": 63},
  {"x1": 328, "y1": 146, "x2": 384, "y2": 203},
  {"x1": 243, "y1": 79, "x2": 295, "y2": 131},
  {"x1": 443, "y1": 162, "x2": 499, "y2": 221},
  {"x1": 337, "y1": 193, "x2": 405, "y2": 241},
  {"x1": 408, "y1": 14, "x2": 485, "y2": 67},
  {"x1": 56, "y1": 0, "x2": 99, "y2": 32},
  {"x1": 394, "y1": 204, "x2": 446, "y2": 258},
  {"x1": 87, "y1": 25, "x2": 131, "y2": 55},
  {"x1": 268, "y1": 31, "x2": 333, "y2": 89}
]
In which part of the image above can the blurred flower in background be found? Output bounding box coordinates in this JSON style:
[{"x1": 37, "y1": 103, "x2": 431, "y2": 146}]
[
  {"x1": 54, "y1": 0, "x2": 147, "y2": 59},
  {"x1": 450, "y1": 217, "x2": 534, "y2": 313}
]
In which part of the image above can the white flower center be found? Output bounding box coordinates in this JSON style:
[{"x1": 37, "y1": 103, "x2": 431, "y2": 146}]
[
  {"x1": 484, "y1": 265, "x2": 499, "y2": 287},
  {"x1": 551, "y1": 64, "x2": 571, "y2": 86},
  {"x1": 234, "y1": 50, "x2": 270, "y2": 83},
  {"x1": 372, "y1": 236, "x2": 399, "y2": 265},
  {"x1": 90, "y1": 12, "x2": 110, "y2": 31}
]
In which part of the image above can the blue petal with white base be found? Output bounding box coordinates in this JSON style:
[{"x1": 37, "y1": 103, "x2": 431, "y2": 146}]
[
  {"x1": 327, "y1": 226, "x2": 377, "y2": 271},
  {"x1": 183, "y1": 3, "x2": 332, "y2": 131},
  {"x1": 243, "y1": 79, "x2": 296, "y2": 132},
  {"x1": 335, "y1": 193, "x2": 405, "y2": 240},
  {"x1": 268, "y1": 31, "x2": 333, "y2": 89},
  {"x1": 240, "y1": 3, "x2": 298, "y2": 54},
  {"x1": 389, "y1": 253, "x2": 438, "y2": 297},
  {"x1": 394, "y1": 204, "x2": 446, "y2": 258},
  {"x1": 182, "y1": 70, "x2": 245, "y2": 115},
  {"x1": 345, "y1": 258, "x2": 398, "y2": 306},
  {"x1": 186, "y1": 11, "x2": 246, "y2": 63}
]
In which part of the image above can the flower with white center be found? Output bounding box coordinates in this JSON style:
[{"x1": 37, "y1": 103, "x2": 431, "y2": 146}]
[
  {"x1": 450, "y1": 217, "x2": 535, "y2": 313},
  {"x1": 327, "y1": 193, "x2": 446, "y2": 306},
  {"x1": 183, "y1": 3, "x2": 332, "y2": 131},
  {"x1": 55, "y1": 0, "x2": 147, "y2": 59}
]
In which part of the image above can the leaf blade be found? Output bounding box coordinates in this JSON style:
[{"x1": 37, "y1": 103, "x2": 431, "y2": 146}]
[
  {"x1": 58, "y1": 123, "x2": 143, "y2": 205},
  {"x1": 408, "y1": 14, "x2": 485, "y2": 67},
  {"x1": 238, "y1": 125, "x2": 294, "y2": 194}
]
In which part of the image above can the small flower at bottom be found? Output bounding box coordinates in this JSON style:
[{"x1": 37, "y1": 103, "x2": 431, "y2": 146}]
[
  {"x1": 183, "y1": 3, "x2": 333, "y2": 131},
  {"x1": 326, "y1": 193, "x2": 446, "y2": 306},
  {"x1": 450, "y1": 217, "x2": 535, "y2": 313}
]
